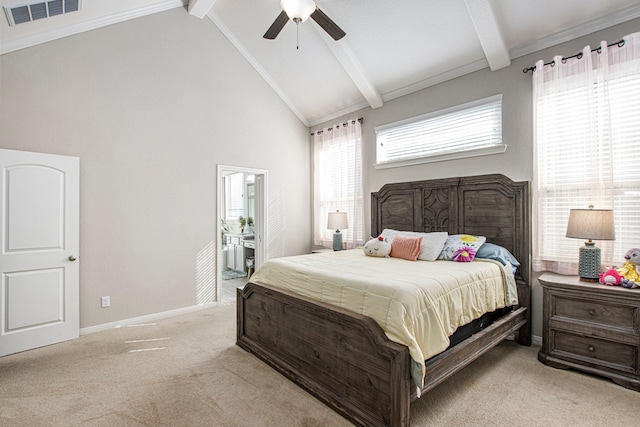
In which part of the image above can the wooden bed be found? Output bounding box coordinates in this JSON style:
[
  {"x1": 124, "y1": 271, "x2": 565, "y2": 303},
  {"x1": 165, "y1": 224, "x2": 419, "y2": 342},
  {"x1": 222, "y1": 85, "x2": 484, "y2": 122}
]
[{"x1": 237, "y1": 174, "x2": 531, "y2": 427}]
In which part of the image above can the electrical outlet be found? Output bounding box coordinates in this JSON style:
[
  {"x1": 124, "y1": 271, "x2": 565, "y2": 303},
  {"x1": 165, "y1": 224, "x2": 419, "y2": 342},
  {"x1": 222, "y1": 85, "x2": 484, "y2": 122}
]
[{"x1": 101, "y1": 296, "x2": 110, "y2": 308}]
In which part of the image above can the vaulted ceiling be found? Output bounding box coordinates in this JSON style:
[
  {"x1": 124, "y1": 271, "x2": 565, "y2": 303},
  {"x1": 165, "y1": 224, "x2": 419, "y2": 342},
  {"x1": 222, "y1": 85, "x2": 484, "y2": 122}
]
[{"x1": 2, "y1": 0, "x2": 639, "y2": 126}]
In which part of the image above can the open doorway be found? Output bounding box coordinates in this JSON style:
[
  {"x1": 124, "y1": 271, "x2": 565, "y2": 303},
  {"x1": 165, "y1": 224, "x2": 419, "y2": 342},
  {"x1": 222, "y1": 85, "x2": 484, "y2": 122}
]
[{"x1": 217, "y1": 165, "x2": 267, "y2": 305}]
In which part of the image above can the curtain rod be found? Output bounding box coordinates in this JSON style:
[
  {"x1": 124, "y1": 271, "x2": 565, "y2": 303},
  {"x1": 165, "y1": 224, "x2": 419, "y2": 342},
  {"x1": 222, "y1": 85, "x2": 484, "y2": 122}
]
[
  {"x1": 522, "y1": 38, "x2": 625, "y2": 74},
  {"x1": 311, "y1": 117, "x2": 363, "y2": 136}
]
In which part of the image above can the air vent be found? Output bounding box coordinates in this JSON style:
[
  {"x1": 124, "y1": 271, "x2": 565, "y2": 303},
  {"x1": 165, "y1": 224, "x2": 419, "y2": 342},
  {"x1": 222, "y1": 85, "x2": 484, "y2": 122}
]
[{"x1": 3, "y1": 0, "x2": 81, "y2": 26}]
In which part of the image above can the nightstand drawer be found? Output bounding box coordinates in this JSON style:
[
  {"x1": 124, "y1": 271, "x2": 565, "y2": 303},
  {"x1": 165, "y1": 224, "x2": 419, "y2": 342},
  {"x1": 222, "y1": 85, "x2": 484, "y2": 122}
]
[
  {"x1": 554, "y1": 295, "x2": 637, "y2": 332},
  {"x1": 553, "y1": 330, "x2": 636, "y2": 371}
]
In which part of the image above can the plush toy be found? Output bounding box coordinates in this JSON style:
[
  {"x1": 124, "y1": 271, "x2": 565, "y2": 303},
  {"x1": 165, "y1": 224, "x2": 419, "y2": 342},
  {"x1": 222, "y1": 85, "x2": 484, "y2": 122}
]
[
  {"x1": 599, "y1": 269, "x2": 623, "y2": 286},
  {"x1": 363, "y1": 236, "x2": 391, "y2": 257},
  {"x1": 616, "y1": 248, "x2": 640, "y2": 289}
]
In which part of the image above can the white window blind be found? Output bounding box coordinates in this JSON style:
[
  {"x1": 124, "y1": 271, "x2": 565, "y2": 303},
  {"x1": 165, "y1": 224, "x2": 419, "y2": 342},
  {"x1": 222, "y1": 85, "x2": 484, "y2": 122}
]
[
  {"x1": 375, "y1": 94, "x2": 504, "y2": 168},
  {"x1": 533, "y1": 32, "x2": 640, "y2": 274}
]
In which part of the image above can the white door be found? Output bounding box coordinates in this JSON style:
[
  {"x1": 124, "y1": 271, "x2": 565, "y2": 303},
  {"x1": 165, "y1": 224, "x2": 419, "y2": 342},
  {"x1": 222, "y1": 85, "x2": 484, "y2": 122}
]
[{"x1": 0, "y1": 149, "x2": 79, "y2": 357}]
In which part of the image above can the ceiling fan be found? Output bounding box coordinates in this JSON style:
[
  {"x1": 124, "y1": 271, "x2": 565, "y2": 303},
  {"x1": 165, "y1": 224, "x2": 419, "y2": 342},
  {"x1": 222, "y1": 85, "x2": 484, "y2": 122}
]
[{"x1": 264, "y1": 0, "x2": 346, "y2": 44}]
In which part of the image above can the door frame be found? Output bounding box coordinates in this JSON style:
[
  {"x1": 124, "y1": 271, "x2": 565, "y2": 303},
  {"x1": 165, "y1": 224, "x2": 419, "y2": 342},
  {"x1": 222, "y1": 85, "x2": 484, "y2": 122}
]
[{"x1": 216, "y1": 165, "x2": 267, "y2": 305}]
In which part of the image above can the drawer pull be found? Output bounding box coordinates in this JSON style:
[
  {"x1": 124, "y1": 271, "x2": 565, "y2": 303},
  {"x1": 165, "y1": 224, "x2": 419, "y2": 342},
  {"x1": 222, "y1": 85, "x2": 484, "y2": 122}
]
[
  {"x1": 588, "y1": 309, "x2": 596, "y2": 316},
  {"x1": 588, "y1": 345, "x2": 595, "y2": 352}
]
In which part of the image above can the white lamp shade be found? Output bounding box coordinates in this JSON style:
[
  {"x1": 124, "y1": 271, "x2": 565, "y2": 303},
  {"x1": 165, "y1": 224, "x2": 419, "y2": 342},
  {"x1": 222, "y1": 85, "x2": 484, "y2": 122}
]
[
  {"x1": 327, "y1": 211, "x2": 348, "y2": 231},
  {"x1": 280, "y1": 0, "x2": 316, "y2": 22},
  {"x1": 566, "y1": 207, "x2": 615, "y2": 241}
]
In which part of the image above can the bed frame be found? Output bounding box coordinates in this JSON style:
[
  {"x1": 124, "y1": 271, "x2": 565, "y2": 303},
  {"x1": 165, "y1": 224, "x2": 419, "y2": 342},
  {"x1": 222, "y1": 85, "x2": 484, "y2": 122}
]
[{"x1": 237, "y1": 174, "x2": 531, "y2": 427}]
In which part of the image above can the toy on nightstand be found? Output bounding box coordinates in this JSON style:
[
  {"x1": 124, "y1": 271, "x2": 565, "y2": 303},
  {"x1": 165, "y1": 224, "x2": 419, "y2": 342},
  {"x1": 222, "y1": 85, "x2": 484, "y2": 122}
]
[
  {"x1": 599, "y1": 268, "x2": 623, "y2": 286},
  {"x1": 363, "y1": 236, "x2": 391, "y2": 257},
  {"x1": 612, "y1": 248, "x2": 640, "y2": 288}
]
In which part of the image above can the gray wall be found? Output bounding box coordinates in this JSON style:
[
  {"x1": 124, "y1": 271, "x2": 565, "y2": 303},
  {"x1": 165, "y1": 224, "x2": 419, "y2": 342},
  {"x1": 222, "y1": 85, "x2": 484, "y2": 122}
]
[
  {"x1": 311, "y1": 18, "x2": 640, "y2": 340},
  {"x1": 0, "y1": 9, "x2": 311, "y2": 328},
  {"x1": 1, "y1": 4, "x2": 637, "y2": 337}
]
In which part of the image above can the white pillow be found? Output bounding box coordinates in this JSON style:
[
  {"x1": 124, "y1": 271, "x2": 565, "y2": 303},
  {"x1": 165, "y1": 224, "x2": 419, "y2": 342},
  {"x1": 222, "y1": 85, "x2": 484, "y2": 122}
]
[{"x1": 380, "y1": 229, "x2": 448, "y2": 261}]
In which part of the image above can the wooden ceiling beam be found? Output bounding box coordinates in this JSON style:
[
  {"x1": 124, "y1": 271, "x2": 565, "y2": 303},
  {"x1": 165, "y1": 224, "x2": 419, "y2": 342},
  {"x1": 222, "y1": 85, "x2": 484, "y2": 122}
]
[
  {"x1": 315, "y1": 28, "x2": 383, "y2": 110},
  {"x1": 464, "y1": 0, "x2": 511, "y2": 70},
  {"x1": 188, "y1": 0, "x2": 218, "y2": 19}
]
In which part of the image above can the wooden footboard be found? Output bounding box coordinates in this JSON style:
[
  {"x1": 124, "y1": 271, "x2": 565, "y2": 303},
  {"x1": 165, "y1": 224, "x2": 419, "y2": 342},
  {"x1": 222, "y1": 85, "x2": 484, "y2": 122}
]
[
  {"x1": 237, "y1": 281, "x2": 527, "y2": 427},
  {"x1": 237, "y1": 281, "x2": 412, "y2": 427}
]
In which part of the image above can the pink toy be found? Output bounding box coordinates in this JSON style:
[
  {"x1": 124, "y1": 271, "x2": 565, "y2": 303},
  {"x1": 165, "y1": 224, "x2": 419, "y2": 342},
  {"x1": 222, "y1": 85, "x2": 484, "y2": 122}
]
[{"x1": 599, "y1": 269, "x2": 622, "y2": 286}]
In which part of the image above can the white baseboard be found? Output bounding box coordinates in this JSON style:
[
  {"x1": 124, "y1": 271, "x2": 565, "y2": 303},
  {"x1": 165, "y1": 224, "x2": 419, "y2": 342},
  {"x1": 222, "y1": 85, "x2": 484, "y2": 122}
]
[
  {"x1": 80, "y1": 302, "x2": 220, "y2": 335},
  {"x1": 531, "y1": 335, "x2": 542, "y2": 346}
]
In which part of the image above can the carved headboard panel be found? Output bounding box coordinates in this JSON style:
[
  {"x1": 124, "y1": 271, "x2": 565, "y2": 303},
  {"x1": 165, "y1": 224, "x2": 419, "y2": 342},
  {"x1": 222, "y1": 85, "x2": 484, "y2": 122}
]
[{"x1": 371, "y1": 174, "x2": 530, "y2": 287}]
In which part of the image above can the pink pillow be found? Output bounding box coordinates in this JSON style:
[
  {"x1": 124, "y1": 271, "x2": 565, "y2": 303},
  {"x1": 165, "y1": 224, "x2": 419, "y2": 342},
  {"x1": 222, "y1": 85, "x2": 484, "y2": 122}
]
[{"x1": 390, "y1": 235, "x2": 423, "y2": 261}]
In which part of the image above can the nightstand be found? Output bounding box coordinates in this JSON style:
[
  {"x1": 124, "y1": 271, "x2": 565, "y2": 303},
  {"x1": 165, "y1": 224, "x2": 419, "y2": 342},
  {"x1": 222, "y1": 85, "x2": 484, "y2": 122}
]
[{"x1": 538, "y1": 273, "x2": 640, "y2": 391}]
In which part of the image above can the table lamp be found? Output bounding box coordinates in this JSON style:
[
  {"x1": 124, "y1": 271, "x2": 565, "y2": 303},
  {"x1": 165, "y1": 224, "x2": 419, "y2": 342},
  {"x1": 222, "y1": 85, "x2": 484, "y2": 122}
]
[
  {"x1": 566, "y1": 205, "x2": 615, "y2": 281},
  {"x1": 327, "y1": 211, "x2": 348, "y2": 251}
]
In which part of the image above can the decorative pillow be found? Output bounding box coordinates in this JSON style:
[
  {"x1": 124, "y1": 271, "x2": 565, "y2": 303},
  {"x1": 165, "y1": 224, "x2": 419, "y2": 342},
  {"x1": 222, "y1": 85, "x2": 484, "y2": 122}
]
[
  {"x1": 389, "y1": 235, "x2": 423, "y2": 261},
  {"x1": 380, "y1": 229, "x2": 448, "y2": 261},
  {"x1": 438, "y1": 234, "x2": 486, "y2": 262},
  {"x1": 475, "y1": 242, "x2": 520, "y2": 267},
  {"x1": 363, "y1": 236, "x2": 392, "y2": 257},
  {"x1": 452, "y1": 247, "x2": 476, "y2": 262}
]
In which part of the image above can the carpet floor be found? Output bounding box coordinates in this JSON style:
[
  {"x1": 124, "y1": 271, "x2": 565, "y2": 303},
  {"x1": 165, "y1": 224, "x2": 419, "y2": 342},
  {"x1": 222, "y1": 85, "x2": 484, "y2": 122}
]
[{"x1": 1, "y1": 304, "x2": 638, "y2": 426}]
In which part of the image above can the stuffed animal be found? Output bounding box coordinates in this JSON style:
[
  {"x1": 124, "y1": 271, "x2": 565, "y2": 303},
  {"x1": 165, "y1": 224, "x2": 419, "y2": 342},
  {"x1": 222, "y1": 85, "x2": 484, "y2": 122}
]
[
  {"x1": 616, "y1": 248, "x2": 640, "y2": 288},
  {"x1": 599, "y1": 269, "x2": 623, "y2": 286},
  {"x1": 363, "y1": 236, "x2": 391, "y2": 257}
]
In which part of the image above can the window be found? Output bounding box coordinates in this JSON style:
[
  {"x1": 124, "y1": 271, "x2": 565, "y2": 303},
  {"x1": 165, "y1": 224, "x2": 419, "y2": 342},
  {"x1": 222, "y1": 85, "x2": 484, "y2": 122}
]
[
  {"x1": 224, "y1": 172, "x2": 244, "y2": 219},
  {"x1": 313, "y1": 119, "x2": 364, "y2": 249},
  {"x1": 533, "y1": 33, "x2": 640, "y2": 274},
  {"x1": 374, "y1": 94, "x2": 504, "y2": 168}
]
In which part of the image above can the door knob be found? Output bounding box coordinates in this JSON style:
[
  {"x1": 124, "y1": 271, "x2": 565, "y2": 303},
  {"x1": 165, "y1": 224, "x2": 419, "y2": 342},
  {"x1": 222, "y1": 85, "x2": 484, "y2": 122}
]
[{"x1": 68, "y1": 255, "x2": 77, "y2": 261}]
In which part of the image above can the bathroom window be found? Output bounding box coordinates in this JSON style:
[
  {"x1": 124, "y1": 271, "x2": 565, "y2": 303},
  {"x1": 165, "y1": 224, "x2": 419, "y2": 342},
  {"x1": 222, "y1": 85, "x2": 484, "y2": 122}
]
[{"x1": 225, "y1": 172, "x2": 244, "y2": 219}]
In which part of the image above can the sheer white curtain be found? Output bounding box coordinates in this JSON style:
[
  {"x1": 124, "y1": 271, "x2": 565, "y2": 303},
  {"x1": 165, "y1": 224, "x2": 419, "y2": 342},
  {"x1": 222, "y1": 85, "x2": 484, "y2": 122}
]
[
  {"x1": 313, "y1": 119, "x2": 364, "y2": 249},
  {"x1": 533, "y1": 32, "x2": 640, "y2": 274}
]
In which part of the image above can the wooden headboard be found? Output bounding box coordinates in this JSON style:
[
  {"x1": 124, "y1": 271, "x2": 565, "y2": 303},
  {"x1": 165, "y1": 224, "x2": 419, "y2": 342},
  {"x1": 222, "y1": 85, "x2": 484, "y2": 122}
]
[{"x1": 371, "y1": 174, "x2": 531, "y2": 290}]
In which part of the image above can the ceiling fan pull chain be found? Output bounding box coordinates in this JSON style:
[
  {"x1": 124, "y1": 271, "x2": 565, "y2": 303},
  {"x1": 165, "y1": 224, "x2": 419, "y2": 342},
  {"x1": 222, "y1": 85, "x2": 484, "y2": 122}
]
[{"x1": 294, "y1": 17, "x2": 301, "y2": 50}]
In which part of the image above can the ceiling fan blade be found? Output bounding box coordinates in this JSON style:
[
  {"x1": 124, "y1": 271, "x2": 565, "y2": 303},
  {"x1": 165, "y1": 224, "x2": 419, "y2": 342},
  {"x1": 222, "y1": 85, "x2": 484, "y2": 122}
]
[
  {"x1": 263, "y1": 11, "x2": 289, "y2": 40},
  {"x1": 310, "y1": 8, "x2": 346, "y2": 40}
]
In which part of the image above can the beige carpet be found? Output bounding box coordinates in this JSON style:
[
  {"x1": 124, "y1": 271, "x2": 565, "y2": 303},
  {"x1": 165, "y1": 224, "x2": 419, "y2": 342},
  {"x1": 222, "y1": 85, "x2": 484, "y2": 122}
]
[{"x1": 1, "y1": 305, "x2": 638, "y2": 426}]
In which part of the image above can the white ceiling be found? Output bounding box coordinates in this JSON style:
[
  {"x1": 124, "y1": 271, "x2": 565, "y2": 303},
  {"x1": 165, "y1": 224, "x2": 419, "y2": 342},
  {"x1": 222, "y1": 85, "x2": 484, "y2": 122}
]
[{"x1": 1, "y1": 0, "x2": 639, "y2": 126}]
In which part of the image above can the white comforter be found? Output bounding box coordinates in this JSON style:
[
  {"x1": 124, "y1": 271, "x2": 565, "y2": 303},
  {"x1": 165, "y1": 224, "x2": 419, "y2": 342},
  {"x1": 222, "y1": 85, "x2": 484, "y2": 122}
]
[{"x1": 249, "y1": 249, "x2": 517, "y2": 386}]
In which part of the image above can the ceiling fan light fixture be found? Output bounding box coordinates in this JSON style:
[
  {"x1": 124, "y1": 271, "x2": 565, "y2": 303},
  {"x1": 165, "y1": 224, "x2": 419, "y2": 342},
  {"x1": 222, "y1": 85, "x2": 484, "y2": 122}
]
[{"x1": 280, "y1": 0, "x2": 316, "y2": 23}]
